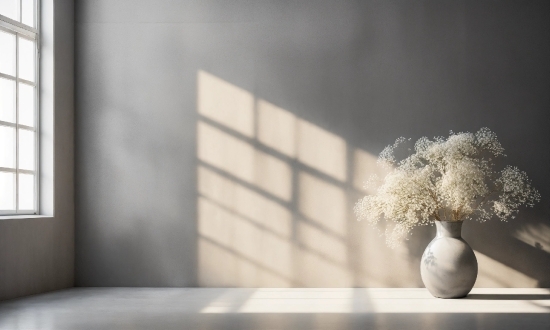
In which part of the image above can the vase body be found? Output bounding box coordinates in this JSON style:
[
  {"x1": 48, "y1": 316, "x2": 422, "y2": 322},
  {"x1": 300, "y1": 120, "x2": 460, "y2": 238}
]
[{"x1": 420, "y1": 221, "x2": 477, "y2": 298}]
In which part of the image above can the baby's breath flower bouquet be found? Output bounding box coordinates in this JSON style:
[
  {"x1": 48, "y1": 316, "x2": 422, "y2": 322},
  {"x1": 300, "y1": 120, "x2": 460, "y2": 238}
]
[{"x1": 354, "y1": 128, "x2": 540, "y2": 248}]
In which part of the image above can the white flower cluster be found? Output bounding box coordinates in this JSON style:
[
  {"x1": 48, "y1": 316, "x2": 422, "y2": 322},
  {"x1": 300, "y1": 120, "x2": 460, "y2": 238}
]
[{"x1": 354, "y1": 128, "x2": 540, "y2": 248}]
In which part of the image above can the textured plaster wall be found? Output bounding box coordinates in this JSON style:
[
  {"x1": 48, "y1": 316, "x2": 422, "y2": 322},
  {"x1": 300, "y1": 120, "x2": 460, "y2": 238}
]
[{"x1": 75, "y1": 0, "x2": 550, "y2": 287}]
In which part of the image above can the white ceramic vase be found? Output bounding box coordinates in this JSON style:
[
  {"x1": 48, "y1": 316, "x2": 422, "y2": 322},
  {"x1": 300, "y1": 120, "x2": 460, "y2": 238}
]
[{"x1": 420, "y1": 220, "x2": 478, "y2": 298}]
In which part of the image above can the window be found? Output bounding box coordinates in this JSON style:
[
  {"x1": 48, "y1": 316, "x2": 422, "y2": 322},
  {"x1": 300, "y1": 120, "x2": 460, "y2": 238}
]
[{"x1": 0, "y1": 1, "x2": 39, "y2": 215}]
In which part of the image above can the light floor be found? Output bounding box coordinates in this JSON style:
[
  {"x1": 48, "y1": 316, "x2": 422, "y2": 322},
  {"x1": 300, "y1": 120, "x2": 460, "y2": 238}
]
[{"x1": 0, "y1": 288, "x2": 549, "y2": 330}]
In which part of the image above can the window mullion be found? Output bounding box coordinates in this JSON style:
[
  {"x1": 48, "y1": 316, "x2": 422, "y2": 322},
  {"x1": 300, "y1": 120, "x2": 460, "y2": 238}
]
[
  {"x1": 18, "y1": 77, "x2": 36, "y2": 86},
  {"x1": 0, "y1": 121, "x2": 17, "y2": 128},
  {"x1": 0, "y1": 72, "x2": 16, "y2": 81},
  {"x1": 0, "y1": 17, "x2": 38, "y2": 38},
  {"x1": 33, "y1": 32, "x2": 39, "y2": 212},
  {"x1": 18, "y1": 123, "x2": 36, "y2": 131},
  {"x1": 15, "y1": 32, "x2": 19, "y2": 213}
]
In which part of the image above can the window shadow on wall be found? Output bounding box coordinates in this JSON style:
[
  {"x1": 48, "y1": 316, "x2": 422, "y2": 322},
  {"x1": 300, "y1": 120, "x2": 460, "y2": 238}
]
[{"x1": 194, "y1": 70, "x2": 547, "y2": 289}]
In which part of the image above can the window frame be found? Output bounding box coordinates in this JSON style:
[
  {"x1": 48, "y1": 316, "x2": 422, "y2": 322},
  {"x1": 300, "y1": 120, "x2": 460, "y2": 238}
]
[{"x1": 0, "y1": 1, "x2": 40, "y2": 216}]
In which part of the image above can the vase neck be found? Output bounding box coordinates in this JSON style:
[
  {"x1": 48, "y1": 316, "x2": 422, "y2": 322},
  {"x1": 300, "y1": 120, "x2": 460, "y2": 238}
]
[{"x1": 435, "y1": 221, "x2": 463, "y2": 238}]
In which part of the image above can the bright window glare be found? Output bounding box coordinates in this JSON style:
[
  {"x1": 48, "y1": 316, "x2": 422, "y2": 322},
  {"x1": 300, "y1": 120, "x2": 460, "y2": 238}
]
[
  {"x1": 18, "y1": 83, "x2": 34, "y2": 127},
  {"x1": 18, "y1": 37, "x2": 35, "y2": 82},
  {"x1": 0, "y1": 0, "x2": 38, "y2": 214},
  {"x1": 0, "y1": 171, "x2": 16, "y2": 210},
  {"x1": 18, "y1": 173, "x2": 34, "y2": 210},
  {"x1": 21, "y1": 0, "x2": 34, "y2": 27},
  {"x1": 18, "y1": 129, "x2": 35, "y2": 171},
  {"x1": 0, "y1": 125, "x2": 15, "y2": 168},
  {"x1": 0, "y1": 31, "x2": 16, "y2": 76},
  {"x1": 0, "y1": 0, "x2": 19, "y2": 21},
  {"x1": 0, "y1": 78, "x2": 16, "y2": 123}
]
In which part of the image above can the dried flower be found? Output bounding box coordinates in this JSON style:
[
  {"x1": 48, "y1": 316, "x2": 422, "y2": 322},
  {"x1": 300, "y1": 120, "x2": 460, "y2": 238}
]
[{"x1": 354, "y1": 128, "x2": 540, "y2": 248}]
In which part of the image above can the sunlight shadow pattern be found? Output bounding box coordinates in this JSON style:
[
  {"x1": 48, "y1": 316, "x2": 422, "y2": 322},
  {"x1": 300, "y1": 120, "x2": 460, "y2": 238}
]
[
  {"x1": 297, "y1": 120, "x2": 347, "y2": 182},
  {"x1": 294, "y1": 246, "x2": 354, "y2": 287},
  {"x1": 199, "y1": 288, "x2": 550, "y2": 314},
  {"x1": 197, "y1": 122, "x2": 292, "y2": 201},
  {"x1": 353, "y1": 222, "x2": 417, "y2": 287},
  {"x1": 198, "y1": 165, "x2": 292, "y2": 238},
  {"x1": 198, "y1": 197, "x2": 293, "y2": 278},
  {"x1": 298, "y1": 172, "x2": 347, "y2": 237},
  {"x1": 199, "y1": 239, "x2": 291, "y2": 287},
  {"x1": 514, "y1": 223, "x2": 550, "y2": 253},
  {"x1": 297, "y1": 220, "x2": 348, "y2": 265},
  {"x1": 199, "y1": 289, "x2": 258, "y2": 313},
  {"x1": 196, "y1": 69, "x2": 539, "y2": 288},
  {"x1": 197, "y1": 70, "x2": 354, "y2": 287},
  {"x1": 353, "y1": 148, "x2": 391, "y2": 194},
  {"x1": 198, "y1": 71, "x2": 254, "y2": 137},
  {"x1": 257, "y1": 99, "x2": 297, "y2": 158},
  {"x1": 474, "y1": 250, "x2": 537, "y2": 287}
]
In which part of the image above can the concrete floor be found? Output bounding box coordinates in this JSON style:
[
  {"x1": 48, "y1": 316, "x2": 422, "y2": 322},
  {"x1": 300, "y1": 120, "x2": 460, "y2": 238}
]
[{"x1": 0, "y1": 288, "x2": 549, "y2": 330}]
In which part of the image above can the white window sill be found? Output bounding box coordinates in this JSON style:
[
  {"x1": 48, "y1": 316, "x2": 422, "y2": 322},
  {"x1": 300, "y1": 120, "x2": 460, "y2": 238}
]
[{"x1": 0, "y1": 215, "x2": 53, "y2": 221}]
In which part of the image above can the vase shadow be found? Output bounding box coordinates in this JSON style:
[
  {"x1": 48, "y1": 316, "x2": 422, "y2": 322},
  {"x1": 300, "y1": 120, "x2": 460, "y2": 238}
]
[{"x1": 465, "y1": 294, "x2": 550, "y2": 300}]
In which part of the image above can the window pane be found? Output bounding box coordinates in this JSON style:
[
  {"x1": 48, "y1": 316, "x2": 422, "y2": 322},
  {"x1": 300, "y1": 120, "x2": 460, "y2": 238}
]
[
  {"x1": 0, "y1": 0, "x2": 19, "y2": 21},
  {"x1": 0, "y1": 125, "x2": 15, "y2": 168},
  {"x1": 19, "y1": 82, "x2": 34, "y2": 127},
  {"x1": 0, "y1": 171, "x2": 15, "y2": 210},
  {"x1": 18, "y1": 173, "x2": 34, "y2": 210},
  {"x1": 21, "y1": 0, "x2": 34, "y2": 27},
  {"x1": 18, "y1": 129, "x2": 35, "y2": 170},
  {"x1": 0, "y1": 31, "x2": 16, "y2": 76},
  {"x1": 0, "y1": 78, "x2": 16, "y2": 123},
  {"x1": 18, "y1": 37, "x2": 35, "y2": 82}
]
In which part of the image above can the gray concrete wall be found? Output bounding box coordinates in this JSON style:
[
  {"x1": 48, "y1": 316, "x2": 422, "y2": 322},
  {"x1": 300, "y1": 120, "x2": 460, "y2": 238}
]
[
  {"x1": 75, "y1": 0, "x2": 550, "y2": 287},
  {"x1": 0, "y1": 0, "x2": 74, "y2": 300}
]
